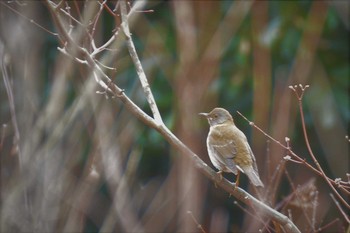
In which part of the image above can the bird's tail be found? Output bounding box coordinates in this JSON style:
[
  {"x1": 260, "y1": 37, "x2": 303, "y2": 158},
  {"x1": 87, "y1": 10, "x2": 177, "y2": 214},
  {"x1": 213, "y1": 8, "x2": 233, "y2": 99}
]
[{"x1": 245, "y1": 167, "x2": 264, "y2": 187}]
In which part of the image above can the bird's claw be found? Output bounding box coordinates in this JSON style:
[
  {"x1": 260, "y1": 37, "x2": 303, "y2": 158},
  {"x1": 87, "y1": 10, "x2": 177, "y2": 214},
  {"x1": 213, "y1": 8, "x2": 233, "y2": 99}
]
[{"x1": 217, "y1": 171, "x2": 223, "y2": 180}]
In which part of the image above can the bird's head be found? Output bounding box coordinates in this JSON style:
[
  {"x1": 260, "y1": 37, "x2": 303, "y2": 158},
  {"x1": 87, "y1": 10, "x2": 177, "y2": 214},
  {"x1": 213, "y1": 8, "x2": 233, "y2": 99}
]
[{"x1": 199, "y1": 107, "x2": 233, "y2": 127}]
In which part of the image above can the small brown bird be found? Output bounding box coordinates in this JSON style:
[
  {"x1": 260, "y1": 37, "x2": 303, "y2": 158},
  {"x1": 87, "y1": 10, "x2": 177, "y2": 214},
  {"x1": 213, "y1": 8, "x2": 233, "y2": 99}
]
[{"x1": 199, "y1": 107, "x2": 264, "y2": 187}]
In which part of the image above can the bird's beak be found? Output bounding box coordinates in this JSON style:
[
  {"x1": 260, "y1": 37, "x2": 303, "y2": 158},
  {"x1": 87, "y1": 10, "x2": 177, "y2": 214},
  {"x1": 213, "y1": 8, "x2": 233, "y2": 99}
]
[{"x1": 198, "y1": 112, "x2": 208, "y2": 118}]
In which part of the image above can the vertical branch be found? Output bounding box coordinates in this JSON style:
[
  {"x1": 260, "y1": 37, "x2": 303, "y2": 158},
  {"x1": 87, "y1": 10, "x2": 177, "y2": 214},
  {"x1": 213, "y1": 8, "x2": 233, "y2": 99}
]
[
  {"x1": 1, "y1": 44, "x2": 28, "y2": 211},
  {"x1": 119, "y1": 0, "x2": 163, "y2": 125}
]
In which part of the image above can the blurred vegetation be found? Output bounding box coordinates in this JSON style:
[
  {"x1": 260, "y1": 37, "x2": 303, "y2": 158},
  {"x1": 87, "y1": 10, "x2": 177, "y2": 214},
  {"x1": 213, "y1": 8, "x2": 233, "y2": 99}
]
[{"x1": 0, "y1": 1, "x2": 349, "y2": 232}]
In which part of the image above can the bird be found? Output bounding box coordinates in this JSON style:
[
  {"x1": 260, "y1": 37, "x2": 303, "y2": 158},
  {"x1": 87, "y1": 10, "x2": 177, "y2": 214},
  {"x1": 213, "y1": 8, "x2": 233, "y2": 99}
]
[{"x1": 199, "y1": 107, "x2": 264, "y2": 187}]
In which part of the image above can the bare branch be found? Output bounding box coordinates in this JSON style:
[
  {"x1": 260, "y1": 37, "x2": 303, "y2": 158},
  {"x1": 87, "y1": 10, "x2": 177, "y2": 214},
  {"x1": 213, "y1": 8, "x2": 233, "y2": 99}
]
[
  {"x1": 0, "y1": 1, "x2": 58, "y2": 36},
  {"x1": 119, "y1": 0, "x2": 163, "y2": 125},
  {"x1": 330, "y1": 194, "x2": 350, "y2": 224},
  {"x1": 187, "y1": 211, "x2": 206, "y2": 233}
]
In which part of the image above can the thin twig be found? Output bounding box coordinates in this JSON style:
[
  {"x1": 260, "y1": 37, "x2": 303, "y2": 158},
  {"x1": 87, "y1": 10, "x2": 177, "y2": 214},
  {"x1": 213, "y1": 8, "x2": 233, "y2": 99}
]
[
  {"x1": 94, "y1": 59, "x2": 117, "y2": 71},
  {"x1": 0, "y1": 1, "x2": 58, "y2": 36},
  {"x1": 102, "y1": 0, "x2": 117, "y2": 17},
  {"x1": 284, "y1": 170, "x2": 314, "y2": 229},
  {"x1": 91, "y1": 0, "x2": 107, "y2": 39},
  {"x1": 73, "y1": 0, "x2": 83, "y2": 21},
  {"x1": 0, "y1": 124, "x2": 7, "y2": 150},
  {"x1": 234, "y1": 201, "x2": 274, "y2": 233},
  {"x1": 316, "y1": 218, "x2": 341, "y2": 232},
  {"x1": 1, "y1": 52, "x2": 22, "y2": 166},
  {"x1": 60, "y1": 5, "x2": 83, "y2": 27},
  {"x1": 187, "y1": 211, "x2": 206, "y2": 233},
  {"x1": 1, "y1": 46, "x2": 29, "y2": 212},
  {"x1": 290, "y1": 85, "x2": 350, "y2": 210},
  {"x1": 91, "y1": 30, "x2": 119, "y2": 56},
  {"x1": 329, "y1": 193, "x2": 350, "y2": 224}
]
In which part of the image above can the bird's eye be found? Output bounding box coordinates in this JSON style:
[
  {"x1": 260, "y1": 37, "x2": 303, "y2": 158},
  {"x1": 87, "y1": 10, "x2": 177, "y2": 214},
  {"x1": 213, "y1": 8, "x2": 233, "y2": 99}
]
[{"x1": 213, "y1": 114, "x2": 218, "y2": 118}]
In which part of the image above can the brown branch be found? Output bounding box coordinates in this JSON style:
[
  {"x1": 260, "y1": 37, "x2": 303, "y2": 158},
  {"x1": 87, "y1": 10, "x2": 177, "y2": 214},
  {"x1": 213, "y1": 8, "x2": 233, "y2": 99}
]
[
  {"x1": 317, "y1": 218, "x2": 341, "y2": 232},
  {"x1": 101, "y1": 0, "x2": 117, "y2": 17},
  {"x1": 91, "y1": 0, "x2": 106, "y2": 39},
  {"x1": 330, "y1": 194, "x2": 350, "y2": 224},
  {"x1": 187, "y1": 211, "x2": 206, "y2": 233}
]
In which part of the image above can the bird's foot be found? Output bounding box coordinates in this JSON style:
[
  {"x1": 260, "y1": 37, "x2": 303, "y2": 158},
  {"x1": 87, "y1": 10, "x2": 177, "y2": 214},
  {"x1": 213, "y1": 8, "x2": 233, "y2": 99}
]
[
  {"x1": 233, "y1": 171, "x2": 240, "y2": 191},
  {"x1": 213, "y1": 171, "x2": 223, "y2": 188},
  {"x1": 217, "y1": 171, "x2": 223, "y2": 180},
  {"x1": 233, "y1": 181, "x2": 239, "y2": 191}
]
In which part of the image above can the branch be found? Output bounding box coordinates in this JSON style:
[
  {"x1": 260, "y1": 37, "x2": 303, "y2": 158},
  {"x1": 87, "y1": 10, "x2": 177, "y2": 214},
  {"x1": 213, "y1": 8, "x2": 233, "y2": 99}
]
[
  {"x1": 0, "y1": 2, "x2": 58, "y2": 37},
  {"x1": 330, "y1": 193, "x2": 350, "y2": 224},
  {"x1": 119, "y1": 0, "x2": 163, "y2": 125}
]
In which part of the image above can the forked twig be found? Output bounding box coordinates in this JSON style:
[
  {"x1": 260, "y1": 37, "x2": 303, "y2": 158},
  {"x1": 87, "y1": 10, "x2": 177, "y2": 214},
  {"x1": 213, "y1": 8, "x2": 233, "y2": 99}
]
[{"x1": 290, "y1": 84, "x2": 350, "y2": 210}]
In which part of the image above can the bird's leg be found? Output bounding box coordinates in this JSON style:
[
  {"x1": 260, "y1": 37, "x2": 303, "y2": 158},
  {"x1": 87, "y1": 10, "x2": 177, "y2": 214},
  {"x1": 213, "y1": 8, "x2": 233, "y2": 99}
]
[
  {"x1": 213, "y1": 171, "x2": 223, "y2": 188},
  {"x1": 234, "y1": 171, "x2": 240, "y2": 190},
  {"x1": 217, "y1": 170, "x2": 223, "y2": 180}
]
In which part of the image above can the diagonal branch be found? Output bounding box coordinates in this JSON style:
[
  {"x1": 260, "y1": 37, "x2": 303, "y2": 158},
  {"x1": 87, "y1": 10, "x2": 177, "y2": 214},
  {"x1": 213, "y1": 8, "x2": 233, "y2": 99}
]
[{"x1": 119, "y1": 0, "x2": 163, "y2": 125}]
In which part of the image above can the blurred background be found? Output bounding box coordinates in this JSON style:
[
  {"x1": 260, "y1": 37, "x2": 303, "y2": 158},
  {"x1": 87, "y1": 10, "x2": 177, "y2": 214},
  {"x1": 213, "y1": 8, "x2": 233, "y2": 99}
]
[{"x1": 0, "y1": 1, "x2": 349, "y2": 232}]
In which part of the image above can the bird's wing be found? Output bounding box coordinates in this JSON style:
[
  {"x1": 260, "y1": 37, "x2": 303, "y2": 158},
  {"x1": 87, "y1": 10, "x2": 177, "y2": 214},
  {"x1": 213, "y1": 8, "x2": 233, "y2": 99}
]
[
  {"x1": 209, "y1": 124, "x2": 238, "y2": 159},
  {"x1": 212, "y1": 139, "x2": 237, "y2": 159},
  {"x1": 210, "y1": 136, "x2": 238, "y2": 174},
  {"x1": 246, "y1": 142, "x2": 259, "y2": 173}
]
